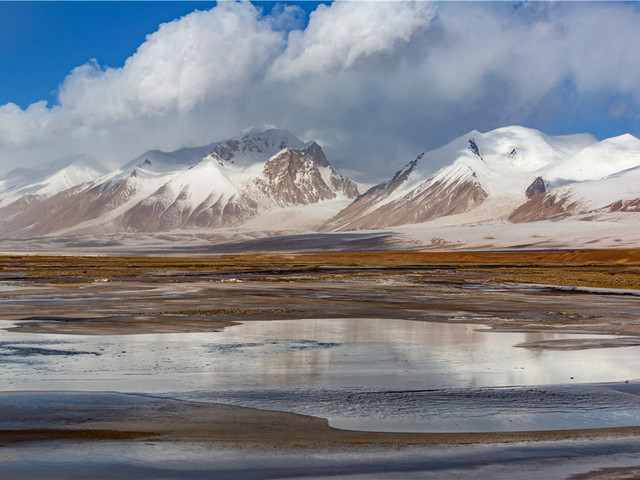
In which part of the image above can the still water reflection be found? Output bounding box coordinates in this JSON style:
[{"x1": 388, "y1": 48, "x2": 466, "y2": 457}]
[{"x1": 2, "y1": 318, "x2": 640, "y2": 432}]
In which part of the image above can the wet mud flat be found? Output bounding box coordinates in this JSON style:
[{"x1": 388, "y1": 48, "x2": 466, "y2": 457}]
[
  {"x1": 1, "y1": 249, "x2": 640, "y2": 336},
  {"x1": 1, "y1": 250, "x2": 640, "y2": 478},
  {"x1": 3, "y1": 391, "x2": 640, "y2": 448}
]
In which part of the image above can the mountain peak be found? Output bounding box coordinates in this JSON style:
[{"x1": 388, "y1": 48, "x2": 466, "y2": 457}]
[
  {"x1": 0, "y1": 153, "x2": 108, "y2": 208},
  {"x1": 239, "y1": 124, "x2": 279, "y2": 135},
  {"x1": 302, "y1": 141, "x2": 330, "y2": 168}
]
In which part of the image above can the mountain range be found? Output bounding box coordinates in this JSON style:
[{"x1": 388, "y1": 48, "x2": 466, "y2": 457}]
[
  {"x1": 0, "y1": 125, "x2": 639, "y2": 243},
  {"x1": 0, "y1": 128, "x2": 358, "y2": 238},
  {"x1": 324, "y1": 126, "x2": 640, "y2": 230}
]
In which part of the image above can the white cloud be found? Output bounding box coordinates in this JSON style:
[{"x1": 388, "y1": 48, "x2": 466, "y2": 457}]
[
  {"x1": 0, "y1": 1, "x2": 639, "y2": 181},
  {"x1": 560, "y1": 5, "x2": 640, "y2": 96},
  {"x1": 268, "y1": 1, "x2": 436, "y2": 80},
  {"x1": 266, "y1": 3, "x2": 306, "y2": 32},
  {"x1": 57, "y1": 2, "x2": 283, "y2": 124},
  {"x1": 0, "y1": 101, "x2": 50, "y2": 146}
]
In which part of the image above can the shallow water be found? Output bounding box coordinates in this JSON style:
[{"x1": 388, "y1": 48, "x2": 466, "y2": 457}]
[
  {"x1": 3, "y1": 437, "x2": 640, "y2": 480},
  {"x1": 2, "y1": 318, "x2": 640, "y2": 432}
]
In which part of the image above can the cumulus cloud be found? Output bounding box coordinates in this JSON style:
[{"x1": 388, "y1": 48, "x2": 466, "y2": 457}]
[
  {"x1": 0, "y1": 100, "x2": 51, "y2": 146},
  {"x1": 267, "y1": 3, "x2": 306, "y2": 32},
  {"x1": 58, "y1": 3, "x2": 283, "y2": 123},
  {"x1": 1, "y1": 1, "x2": 639, "y2": 181},
  {"x1": 268, "y1": 1, "x2": 435, "y2": 79},
  {"x1": 561, "y1": 5, "x2": 640, "y2": 96}
]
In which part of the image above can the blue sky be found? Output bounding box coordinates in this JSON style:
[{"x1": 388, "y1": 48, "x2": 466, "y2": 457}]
[{"x1": 1, "y1": 1, "x2": 639, "y2": 180}]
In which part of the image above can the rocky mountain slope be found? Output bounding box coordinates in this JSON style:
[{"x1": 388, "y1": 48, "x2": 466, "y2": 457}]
[
  {"x1": 324, "y1": 126, "x2": 640, "y2": 231},
  {"x1": 0, "y1": 129, "x2": 359, "y2": 237}
]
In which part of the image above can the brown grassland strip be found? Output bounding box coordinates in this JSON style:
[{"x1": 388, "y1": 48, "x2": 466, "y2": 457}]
[
  {"x1": 1, "y1": 249, "x2": 639, "y2": 289},
  {"x1": 490, "y1": 265, "x2": 640, "y2": 290}
]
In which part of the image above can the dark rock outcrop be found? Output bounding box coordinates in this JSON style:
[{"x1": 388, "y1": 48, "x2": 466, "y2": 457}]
[{"x1": 525, "y1": 177, "x2": 547, "y2": 198}]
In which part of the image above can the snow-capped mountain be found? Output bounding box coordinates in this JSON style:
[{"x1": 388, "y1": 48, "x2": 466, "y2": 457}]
[
  {"x1": 324, "y1": 126, "x2": 640, "y2": 231},
  {"x1": 509, "y1": 134, "x2": 640, "y2": 221},
  {"x1": 0, "y1": 129, "x2": 359, "y2": 237},
  {"x1": 1, "y1": 125, "x2": 638, "y2": 242},
  {"x1": 0, "y1": 154, "x2": 108, "y2": 215}
]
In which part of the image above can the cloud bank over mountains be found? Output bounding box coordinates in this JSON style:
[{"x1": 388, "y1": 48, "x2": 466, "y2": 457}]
[{"x1": 1, "y1": 1, "x2": 639, "y2": 181}]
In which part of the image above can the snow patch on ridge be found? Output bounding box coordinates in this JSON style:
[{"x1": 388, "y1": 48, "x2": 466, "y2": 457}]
[{"x1": 543, "y1": 134, "x2": 640, "y2": 187}]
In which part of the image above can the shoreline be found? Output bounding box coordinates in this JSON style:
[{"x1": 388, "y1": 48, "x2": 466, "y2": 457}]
[{"x1": 2, "y1": 391, "x2": 640, "y2": 449}]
